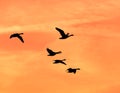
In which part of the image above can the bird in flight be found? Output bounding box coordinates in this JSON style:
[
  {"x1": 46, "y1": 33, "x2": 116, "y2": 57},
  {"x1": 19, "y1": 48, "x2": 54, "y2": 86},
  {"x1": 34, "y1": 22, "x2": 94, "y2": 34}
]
[
  {"x1": 47, "y1": 48, "x2": 62, "y2": 56},
  {"x1": 66, "y1": 68, "x2": 80, "y2": 74},
  {"x1": 55, "y1": 27, "x2": 74, "y2": 39},
  {"x1": 53, "y1": 59, "x2": 67, "y2": 65},
  {"x1": 10, "y1": 33, "x2": 24, "y2": 43}
]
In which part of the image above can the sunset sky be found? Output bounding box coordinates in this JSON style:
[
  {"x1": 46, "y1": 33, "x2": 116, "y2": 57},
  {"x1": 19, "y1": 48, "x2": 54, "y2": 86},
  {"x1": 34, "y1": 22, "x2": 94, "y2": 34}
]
[{"x1": 0, "y1": 0, "x2": 120, "y2": 93}]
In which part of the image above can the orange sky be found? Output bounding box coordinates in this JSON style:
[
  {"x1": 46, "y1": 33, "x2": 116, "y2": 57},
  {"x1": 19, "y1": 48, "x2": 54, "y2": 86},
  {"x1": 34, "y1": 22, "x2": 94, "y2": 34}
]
[{"x1": 0, "y1": 0, "x2": 120, "y2": 93}]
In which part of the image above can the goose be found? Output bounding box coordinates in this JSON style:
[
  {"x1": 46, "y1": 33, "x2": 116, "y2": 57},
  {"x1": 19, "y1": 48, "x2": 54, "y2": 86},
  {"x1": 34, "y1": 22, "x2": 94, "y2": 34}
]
[
  {"x1": 47, "y1": 48, "x2": 62, "y2": 56},
  {"x1": 55, "y1": 27, "x2": 74, "y2": 39},
  {"x1": 66, "y1": 68, "x2": 80, "y2": 74},
  {"x1": 53, "y1": 59, "x2": 66, "y2": 65},
  {"x1": 10, "y1": 33, "x2": 24, "y2": 43}
]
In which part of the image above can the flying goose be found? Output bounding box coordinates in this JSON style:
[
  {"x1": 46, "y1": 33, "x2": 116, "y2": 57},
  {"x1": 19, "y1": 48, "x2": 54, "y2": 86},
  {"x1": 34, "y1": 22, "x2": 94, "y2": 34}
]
[
  {"x1": 10, "y1": 33, "x2": 24, "y2": 43},
  {"x1": 47, "y1": 48, "x2": 62, "y2": 56},
  {"x1": 55, "y1": 27, "x2": 74, "y2": 39},
  {"x1": 53, "y1": 59, "x2": 67, "y2": 65},
  {"x1": 66, "y1": 68, "x2": 80, "y2": 74}
]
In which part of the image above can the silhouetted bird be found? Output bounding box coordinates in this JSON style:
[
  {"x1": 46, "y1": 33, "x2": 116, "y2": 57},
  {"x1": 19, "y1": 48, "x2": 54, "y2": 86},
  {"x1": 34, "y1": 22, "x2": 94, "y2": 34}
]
[
  {"x1": 53, "y1": 59, "x2": 67, "y2": 65},
  {"x1": 55, "y1": 27, "x2": 74, "y2": 39},
  {"x1": 47, "y1": 48, "x2": 62, "y2": 56},
  {"x1": 66, "y1": 68, "x2": 80, "y2": 74},
  {"x1": 10, "y1": 33, "x2": 24, "y2": 43}
]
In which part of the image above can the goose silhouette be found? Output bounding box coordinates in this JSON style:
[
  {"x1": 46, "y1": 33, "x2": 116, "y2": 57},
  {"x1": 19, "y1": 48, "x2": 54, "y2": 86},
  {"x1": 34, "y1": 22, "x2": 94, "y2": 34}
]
[
  {"x1": 47, "y1": 48, "x2": 62, "y2": 56},
  {"x1": 53, "y1": 59, "x2": 67, "y2": 65},
  {"x1": 55, "y1": 27, "x2": 74, "y2": 39},
  {"x1": 10, "y1": 33, "x2": 24, "y2": 43},
  {"x1": 66, "y1": 68, "x2": 80, "y2": 74}
]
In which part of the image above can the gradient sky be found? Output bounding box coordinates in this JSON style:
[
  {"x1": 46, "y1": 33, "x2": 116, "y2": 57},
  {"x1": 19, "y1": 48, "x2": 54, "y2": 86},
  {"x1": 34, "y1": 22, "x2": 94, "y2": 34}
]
[{"x1": 0, "y1": 0, "x2": 120, "y2": 93}]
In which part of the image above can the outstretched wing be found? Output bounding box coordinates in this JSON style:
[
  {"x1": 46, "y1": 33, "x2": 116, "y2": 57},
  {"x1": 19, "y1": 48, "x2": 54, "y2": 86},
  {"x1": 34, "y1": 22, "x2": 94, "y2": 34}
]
[
  {"x1": 55, "y1": 27, "x2": 66, "y2": 37},
  {"x1": 47, "y1": 48, "x2": 54, "y2": 54},
  {"x1": 17, "y1": 35, "x2": 24, "y2": 43},
  {"x1": 61, "y1": 61, "x2": 67, "y2": 65},
  {"x1": 73, "y1": 70, "x2": 76, "y2": 74}
]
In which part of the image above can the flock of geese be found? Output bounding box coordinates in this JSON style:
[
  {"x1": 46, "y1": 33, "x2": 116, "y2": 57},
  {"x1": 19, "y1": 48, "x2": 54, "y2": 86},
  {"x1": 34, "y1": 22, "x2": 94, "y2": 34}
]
[{"x1": 9, "y1": 27, "x2": 80, "y2": 74}]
